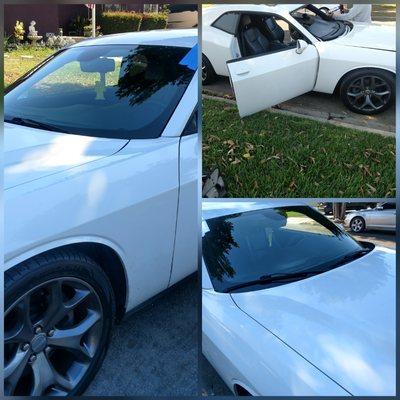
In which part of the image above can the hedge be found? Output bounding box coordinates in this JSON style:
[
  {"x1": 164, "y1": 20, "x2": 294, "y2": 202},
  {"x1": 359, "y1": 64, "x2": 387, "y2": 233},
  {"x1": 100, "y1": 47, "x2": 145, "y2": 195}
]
[
  {"x1": 99, "y1": 11, "x2": 142, "y2": 34},
  {"x1": 140, "y1": 13, "x2": 168, "y2": 31}
]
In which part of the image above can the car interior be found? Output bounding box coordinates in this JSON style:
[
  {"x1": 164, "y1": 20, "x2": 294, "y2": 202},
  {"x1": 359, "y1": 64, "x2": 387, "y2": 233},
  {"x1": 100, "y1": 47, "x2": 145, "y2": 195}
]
[{"x1": 237, "y1": 14, "x2": 301, "y2": 57}]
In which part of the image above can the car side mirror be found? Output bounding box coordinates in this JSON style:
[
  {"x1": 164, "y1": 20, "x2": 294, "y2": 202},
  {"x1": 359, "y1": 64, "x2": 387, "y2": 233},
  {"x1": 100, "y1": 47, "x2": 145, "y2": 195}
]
[{"x1": 296, "y1": 39, "x2": 308, "y2": 54}]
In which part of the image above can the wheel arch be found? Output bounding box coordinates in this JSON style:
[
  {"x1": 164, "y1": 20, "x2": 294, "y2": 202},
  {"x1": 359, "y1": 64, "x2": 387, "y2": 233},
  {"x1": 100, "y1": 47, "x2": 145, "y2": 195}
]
[
  {"x1": 6, "y1": 239, "x2": 129, "y2": 321},
  {"x1": 334, "y1": 66, "x2": 396, "y2": 94}
]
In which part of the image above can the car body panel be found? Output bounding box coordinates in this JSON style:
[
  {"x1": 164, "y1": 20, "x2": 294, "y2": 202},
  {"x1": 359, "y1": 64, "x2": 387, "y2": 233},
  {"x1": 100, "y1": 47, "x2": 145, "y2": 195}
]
[
  {"x1": 5, "y1": 31, "x2": 198, "y2": 312},
  {"x1": 4, "y1": 123, "x2": 128, "y2": 189},
  {"x1": 202, "y1": 289, "x2": 349, "y2": 396},
  {"x1": 231, "y1": 246, "x2": 396, "y2": 396},
  {"x1": 169, "y1": 133, "x2": 199, "y2": 286},
  {"x1": 227, "y1": 44, "x2": 319, "y2": 117}
]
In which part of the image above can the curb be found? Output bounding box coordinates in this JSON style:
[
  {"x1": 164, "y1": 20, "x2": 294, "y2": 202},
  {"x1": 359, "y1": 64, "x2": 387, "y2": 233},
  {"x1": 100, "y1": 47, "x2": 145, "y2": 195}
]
[{"x1": 202, "y1": 94, "x2": 395, "y2": 138}]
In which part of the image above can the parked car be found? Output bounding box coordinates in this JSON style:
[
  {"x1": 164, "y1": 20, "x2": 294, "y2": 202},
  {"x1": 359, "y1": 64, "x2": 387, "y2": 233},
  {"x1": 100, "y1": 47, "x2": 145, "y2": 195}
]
[
  {"x1": 202, "y1": 3, "x2": 395, "y2": 116},
  {"x1": 4, "y1": 29, "x2": 198, "y2": 396},
  {"x1": 202, "y1": 200, "x2": 395, "y2": 396},
  {"x1": 344, "y1": 202, "x2": 396, "y2": 233},
  {"x1": 321, "y1": 202, "x2": 376, "y2": 215}
]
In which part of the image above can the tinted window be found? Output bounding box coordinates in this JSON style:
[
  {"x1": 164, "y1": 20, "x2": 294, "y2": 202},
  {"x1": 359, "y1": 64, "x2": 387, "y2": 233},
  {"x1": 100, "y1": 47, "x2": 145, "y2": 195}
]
[
  {"x1": 380, "y1": 203, "x2": 396, "y2": 210},
  {"x1": 182, "y1": 108, "x2": 198, "y2": 136},
  {"x1": 5, "y1": 45, "x2": 196, "y2": 139},
  {"x1": 203, "y1": 206, "x2": 365, "y2": 293},
  {"x1": 213, "y1": 12, "x2": 239, "y2": 34}
]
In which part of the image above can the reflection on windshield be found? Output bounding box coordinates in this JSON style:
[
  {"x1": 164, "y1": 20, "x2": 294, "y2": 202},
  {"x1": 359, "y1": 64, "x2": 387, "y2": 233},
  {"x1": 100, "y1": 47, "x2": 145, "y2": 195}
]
[
  {"x1": 203, "y1": 206, "x2": 364, "y2": 293},
  {"x1": 5, "y1": 44, "x2": 196, "y2": 140}
]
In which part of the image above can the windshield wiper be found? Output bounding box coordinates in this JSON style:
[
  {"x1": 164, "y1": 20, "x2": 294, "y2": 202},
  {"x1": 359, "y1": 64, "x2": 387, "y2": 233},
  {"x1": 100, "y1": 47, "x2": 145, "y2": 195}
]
[
  {"x1": 5, "y1": 117, "x2": 69, "y2": 133},
  {"x1": 224, "y1": 270, "x2": 325, "y2": 293},
  {"x1": 224, "y1": 248, "x2": 371, "y2": 293}
]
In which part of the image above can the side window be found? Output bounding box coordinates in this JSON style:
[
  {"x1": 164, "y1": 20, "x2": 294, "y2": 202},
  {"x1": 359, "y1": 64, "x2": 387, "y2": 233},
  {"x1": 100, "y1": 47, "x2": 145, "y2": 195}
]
[
  {"x1": 182, "y1": 108, "x2": 198, "y2": 136},
  {"x1": 382, "y1": 203, "x2": 395, "y2": 210},
  {"x1": 212, "y1": 12, "x2": 239, "y2": 35}
]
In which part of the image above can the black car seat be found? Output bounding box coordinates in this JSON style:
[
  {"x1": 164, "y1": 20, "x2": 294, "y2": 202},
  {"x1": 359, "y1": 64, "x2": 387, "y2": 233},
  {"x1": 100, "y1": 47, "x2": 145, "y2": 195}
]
[
  {"x1": 241, "y1": 15, "x2": 271, "y2": 56},
  {"x1": 265, "y1": 17, "x2": 285, "y2": 43}
]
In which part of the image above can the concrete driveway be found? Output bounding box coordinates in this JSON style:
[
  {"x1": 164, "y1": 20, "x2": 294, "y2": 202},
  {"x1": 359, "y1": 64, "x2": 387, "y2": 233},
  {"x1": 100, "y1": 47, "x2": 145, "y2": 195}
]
[
  {"x1": 201, "y1": 228, "x2": 395, "y2": 395},
  {"x1": 203, "y1": 77, "x2": 395, "y2": 134},
  {"x1": 86, "y1": 275, "x2": 198, "y2": 396}
]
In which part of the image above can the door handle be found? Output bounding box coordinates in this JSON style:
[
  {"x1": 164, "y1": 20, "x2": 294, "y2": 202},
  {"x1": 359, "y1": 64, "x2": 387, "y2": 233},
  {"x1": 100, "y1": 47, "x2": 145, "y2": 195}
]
[{"x1": 236, "y1": 69, "x2": 249, "y2": 76}]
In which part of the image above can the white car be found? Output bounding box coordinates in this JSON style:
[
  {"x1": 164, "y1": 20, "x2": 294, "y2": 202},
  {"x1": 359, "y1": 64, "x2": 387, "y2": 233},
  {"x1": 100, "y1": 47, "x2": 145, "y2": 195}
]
[
  {"x1": 344, "y1": 202, "x2": 396, "y2": 233},
  {"x1": 202, "y1": 200, "x2": 395, "y2": 396},
  {"x1": 4, "y1": 30, "x2": 198, "y2": 396},
  {"x1": 202, "y1": 3, "x2": 395, "y2": 116}
]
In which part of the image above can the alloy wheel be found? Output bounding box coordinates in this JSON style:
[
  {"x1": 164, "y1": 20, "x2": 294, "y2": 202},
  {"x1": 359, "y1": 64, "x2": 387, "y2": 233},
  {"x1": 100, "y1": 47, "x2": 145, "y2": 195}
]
[
  {"x1": 4, "y1": 277, "x2": 103, "y2": 396},
  {"x1": 351, "y1": 218, "x2": 364, "y2": 233},
  {"x1": 346, "y1": 75, "x2": 391, "y2": 113}
]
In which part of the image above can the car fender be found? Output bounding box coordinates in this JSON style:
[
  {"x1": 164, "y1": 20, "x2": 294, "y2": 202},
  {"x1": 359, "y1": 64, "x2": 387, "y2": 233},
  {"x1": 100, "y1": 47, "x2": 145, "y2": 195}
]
[
  {"x1": 314, "y1": 42, "x2": 395, "y2": 93},
  {"x1": 202, "y1": 289, "x2": 349, "y2": 396}
]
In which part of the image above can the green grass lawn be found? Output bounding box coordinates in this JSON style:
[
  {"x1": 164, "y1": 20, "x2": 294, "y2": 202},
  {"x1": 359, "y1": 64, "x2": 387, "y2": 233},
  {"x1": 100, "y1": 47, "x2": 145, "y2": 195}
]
[
  {"x1": 4, "y1": 47, "x2": 55, "y2": 87},
  {"x1": 203, "y1": 98, "x2": 395, "y2": 198}
]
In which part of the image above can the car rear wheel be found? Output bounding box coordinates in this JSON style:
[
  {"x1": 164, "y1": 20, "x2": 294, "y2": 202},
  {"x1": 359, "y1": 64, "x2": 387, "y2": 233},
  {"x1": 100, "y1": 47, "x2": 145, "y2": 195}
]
[
  {"x1": 202, "y1": 54, "x2": 216, "y2": 85},
  {"x1": 4, "y1": 250, "x2": 115, "y2": 396},
  {"x1": 340, "y1": 69, "x2": 395, "y2": 115},
  {"x1": 350, "y1": 217, "x2": 365, "y2": 233}
]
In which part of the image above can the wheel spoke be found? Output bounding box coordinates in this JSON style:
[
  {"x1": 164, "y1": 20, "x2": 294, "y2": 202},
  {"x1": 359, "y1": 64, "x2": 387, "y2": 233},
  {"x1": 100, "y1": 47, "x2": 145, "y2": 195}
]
[
  {"x1": 40, "y1": 282, "x2": 91, "y2": 330},
  {"x1": 31, "y1": 352, "x2": 56, "y2": 396},
  {"x1": 360, "y1": 94, "x2": 378, "y2": 110},
  {"x1": 47, "y1": 309, "x2": 101, "y2": 358},
  {"x1": 4, "y1": 349, "x2": 31, "y2": 395},
  {"x1": 5, "y1": 296, "x2": 34, "y2": 344}
]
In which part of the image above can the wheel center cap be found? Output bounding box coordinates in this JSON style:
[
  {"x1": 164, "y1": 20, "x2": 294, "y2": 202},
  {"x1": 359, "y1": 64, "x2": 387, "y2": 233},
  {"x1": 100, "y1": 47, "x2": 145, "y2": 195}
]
[{"x1": 31, "y1": 333, "x2": 47, "y2": 353}]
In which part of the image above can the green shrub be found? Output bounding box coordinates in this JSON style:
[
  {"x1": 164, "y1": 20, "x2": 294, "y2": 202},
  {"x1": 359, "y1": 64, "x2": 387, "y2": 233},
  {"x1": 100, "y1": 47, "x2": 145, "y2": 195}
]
[
  {"x1": 99, "y1": 11, "x2": 142, "y2": 34},
  {"x1": 140, "y1": 13, "x2": 168, "y2": 31},
  {"x1": 68, "y1": 14, "x2": 89, "y2": 36}
]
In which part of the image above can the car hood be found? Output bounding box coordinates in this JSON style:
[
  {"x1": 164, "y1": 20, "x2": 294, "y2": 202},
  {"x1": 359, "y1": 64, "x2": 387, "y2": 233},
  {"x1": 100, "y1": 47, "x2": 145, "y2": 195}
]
[
  {"x1": 231, "y1": 247, "x2": 395, "y2": 396},
  {"x1": 4, "y1": 123, "x2": 128, "y2": 189},
  {"x1": 334, "y1": 23, "x2": 395, "y2": 51}
]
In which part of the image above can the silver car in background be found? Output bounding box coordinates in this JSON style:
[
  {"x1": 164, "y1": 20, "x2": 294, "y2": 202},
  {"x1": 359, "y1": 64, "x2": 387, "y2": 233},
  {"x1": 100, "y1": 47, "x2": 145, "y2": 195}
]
[{"x1": 344, "y1": 202, "x2": 396, "y2": 233}]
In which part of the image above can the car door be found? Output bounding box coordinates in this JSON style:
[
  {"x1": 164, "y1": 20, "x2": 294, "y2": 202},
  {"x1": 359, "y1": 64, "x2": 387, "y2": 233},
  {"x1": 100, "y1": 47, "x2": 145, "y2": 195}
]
[
  {"x1": 372, "y1": 204, "x2": 396, "y2": 230},
  {"x1": 169, "y1": 109, "x2": 199, "y2": 286},
  {"x1": 203, "y1": 12, "x2": 241, "y2": 76},
  {"x1": 227, "y1": 40, "x2": 319, "y2": 117}
]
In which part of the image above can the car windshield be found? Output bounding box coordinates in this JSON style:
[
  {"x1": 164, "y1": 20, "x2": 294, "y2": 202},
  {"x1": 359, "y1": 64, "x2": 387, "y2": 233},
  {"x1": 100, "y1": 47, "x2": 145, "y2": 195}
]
[
  {"x1": 290, "y1": 4, "x2": 351, "y2": 41},
  {"x1": 203, "y1": 205, "x2": 368, "y2": 293},
  {"x1": 5, "y1": 44, "x2": 196, "y2": 139}
]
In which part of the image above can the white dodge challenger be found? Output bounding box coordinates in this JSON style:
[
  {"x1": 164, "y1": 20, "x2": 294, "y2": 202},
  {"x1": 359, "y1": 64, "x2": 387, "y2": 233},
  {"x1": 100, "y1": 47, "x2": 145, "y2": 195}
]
[
  {"x1": 202, "y1": 200, "x2": 395, "y2": 396},
  {"x1": 202, "y1": 3, "x2": 395, "y2": 116},
  {"x1": 4, "y1": 30, "x2": 198, "y2": 396}
]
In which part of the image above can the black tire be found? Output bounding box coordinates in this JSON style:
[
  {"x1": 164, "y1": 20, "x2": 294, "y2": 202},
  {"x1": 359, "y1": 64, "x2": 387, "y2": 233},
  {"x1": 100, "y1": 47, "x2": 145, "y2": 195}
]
[
  {"x1": 340, "y1": 69, "x2": 395, "y2": 115},
  {"x1": 4, "y1": 249, "x2": 116, "y2": 396},
  {"x1": 350, "y1": 216, "x2": 366, "y2": 233},
  {"x1": 202, "y1": 54, "x2": 216, "y2": 85}
]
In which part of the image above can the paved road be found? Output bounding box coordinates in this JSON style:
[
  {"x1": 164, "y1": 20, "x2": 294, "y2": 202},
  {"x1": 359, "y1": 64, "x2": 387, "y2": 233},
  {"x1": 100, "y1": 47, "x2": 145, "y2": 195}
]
[
  {"x1": 200, "y1": 228, "x2": 395, "y2": 395},
  {"x1": 86, "y1": 275, "x2": 198, "y2": 396},
  {"x1": 203, "y1": 77, "x2": 395, "y2": 134}
]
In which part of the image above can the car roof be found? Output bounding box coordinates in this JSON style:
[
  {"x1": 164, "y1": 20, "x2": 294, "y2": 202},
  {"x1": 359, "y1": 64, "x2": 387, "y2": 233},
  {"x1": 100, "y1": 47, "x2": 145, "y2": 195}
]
[
  {"x1": 70, "y1": 28, "x2": 197, "y2": 48},
  {"x1": 202, "y1": 200, "x2": 308, "y2": 220},
  {"x1": 203, "y1": 3, "x2": 304, "y2": 23}
]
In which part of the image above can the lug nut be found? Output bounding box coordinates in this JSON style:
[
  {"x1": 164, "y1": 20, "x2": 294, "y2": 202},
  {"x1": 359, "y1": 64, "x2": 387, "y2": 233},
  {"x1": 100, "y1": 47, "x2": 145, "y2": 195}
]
[
  {"x1": 22, "y1": 343, "x2": 30, "y2": 351},
  {"x1": 29, "y1": 354, "x2": 37, "y2": 363},
  {"x1": 34, "y1": 326, "x2": 42, "y2": 334},
  {"x1": 47, "y1": 329, "x2": 55, "y2": 337}
]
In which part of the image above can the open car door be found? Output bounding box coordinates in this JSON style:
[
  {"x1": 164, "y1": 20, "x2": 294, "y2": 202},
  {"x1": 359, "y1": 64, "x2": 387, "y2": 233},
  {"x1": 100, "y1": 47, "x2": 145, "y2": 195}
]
[{"x1": 227, "y1": 41, "x2": 319, "y2": 117}]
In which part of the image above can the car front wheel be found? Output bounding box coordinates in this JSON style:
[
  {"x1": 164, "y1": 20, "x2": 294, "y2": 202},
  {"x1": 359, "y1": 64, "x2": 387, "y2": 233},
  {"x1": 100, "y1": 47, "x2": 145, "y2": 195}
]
[
  {"x1": 4, "y1": 250, "x2": 115, "y2": 396},
  {"x1": 340, "y1": 69, "x2": 395, "y2": 115},
  {"x1": 202, "y1": 54, "x2": 216, "y2": 85},
  {"x1": 350, "y1": 217, "x2": 366, "y2": 233}
]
